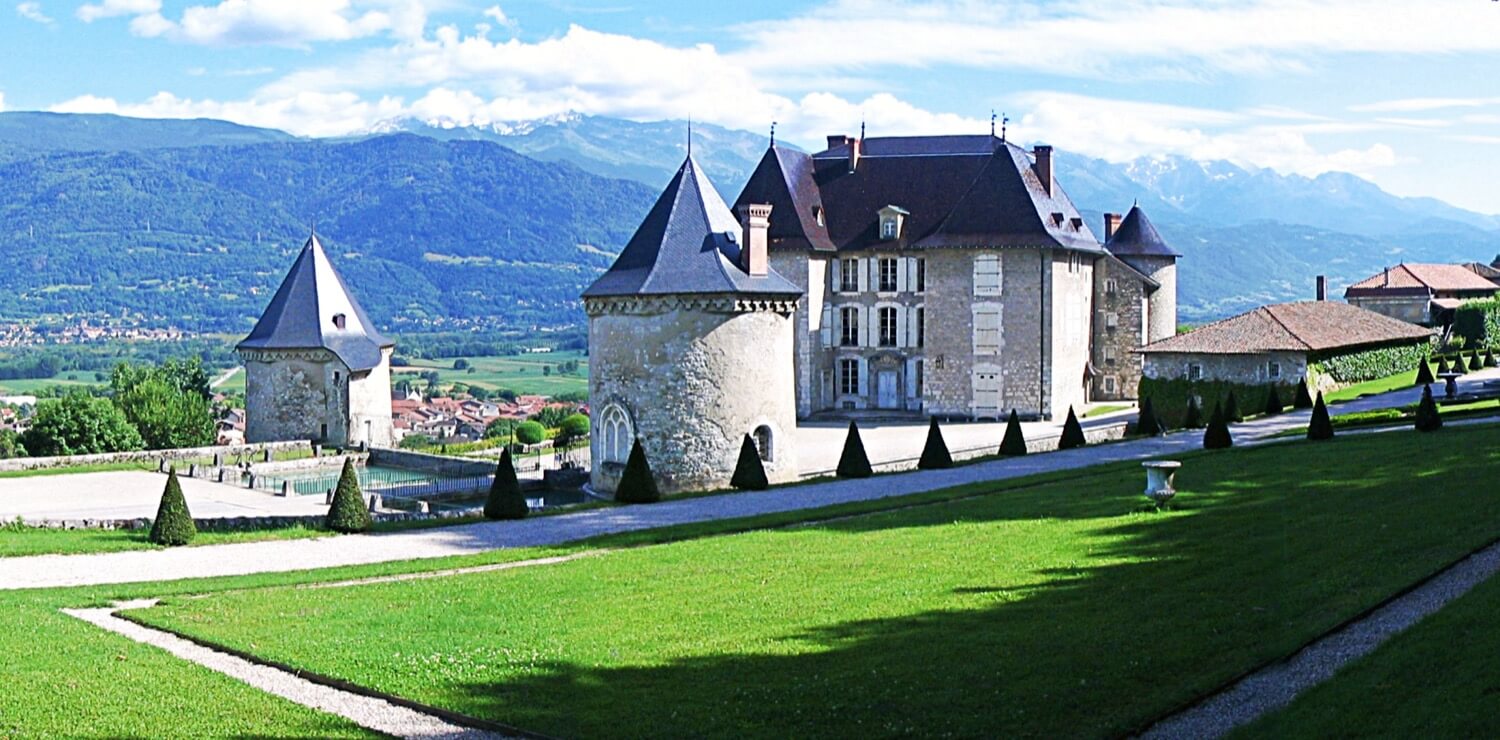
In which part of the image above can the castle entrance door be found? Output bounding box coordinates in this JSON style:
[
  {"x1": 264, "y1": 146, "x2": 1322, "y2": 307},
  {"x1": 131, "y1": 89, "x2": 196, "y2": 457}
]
[{"x1": 877, "y1": 371, "x2": 899, "y2": 409}]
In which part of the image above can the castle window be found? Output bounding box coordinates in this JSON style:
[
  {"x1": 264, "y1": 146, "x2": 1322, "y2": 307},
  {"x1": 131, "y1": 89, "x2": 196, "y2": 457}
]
[
  {"x1": 878, "y1": 258, "x2": 898, "y2": 292},
  {"x1": 881, "y1": 219, "x2": 898, "y2": 240},
  {"x1": 974, "y1": 255, "x2": 1001, "y2": 296},
  {"x1": 1104, "y1": 346, "x2": 1117, "y2": 365},
  {"x1": 1187, "y1": 363, "x2": 1204, "y2": 381},
  {"x1": 598, "y1": 405, "x2": 633, "y2": 464},
  {"x1": 1105, "y1": 311, "x2": 1119, "y2": 330},
  {"x1": 1103, "y1": 376, "x2": 1117, "y2": 394},
  {"x1": 878, "y1": 307, "x2": 897, "y2": 347},
  {"x1": 1105, "y1": 278, "x2": 1118, "y2": 296},
  {"x1": 753, "y1": 425, "x2": 774, "y2": 462},
  {"x1": 1268, "y1": 361, "x2": 1282, "y2": 379},
  {"x1": 839, "y1": 258, "x2": 859, "y2": 292},
  {"x1": 916, "y1": 307, "x2": 925, "y2": 348},
  {"x1": 332, "y1": 313, "x2": 347, "y2": 329},
  {"x1": 840, "y1": 307, "x2": 860, "y2": 347},
  {"x1": 974, "y1": 307, "x2": 1001, "y2": 355},
  {"x1": 813, "y1": 206, "x2": 825, "y2": 227},
  {"x1": 914, "y1": 360, "x2": 925, "y2": 398},
  {"x1": 914, "y1": 258, "x2": 926, "y2": 293},
  {"x1": 839, "y1": 359, "x2": 860, "y2": 395},
  {"x1": 333, "y1": 371, "x2": 341, "y2": 384}
]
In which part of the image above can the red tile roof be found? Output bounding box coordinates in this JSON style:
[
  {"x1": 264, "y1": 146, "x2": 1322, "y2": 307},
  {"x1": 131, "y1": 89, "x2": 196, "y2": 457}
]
[
  {"x1": 1347, "y1": 263, "x2": 1500, "y2": 293},
  {"x1": 1139, "y1": 301, "x2": 1433, "y2": 355}
]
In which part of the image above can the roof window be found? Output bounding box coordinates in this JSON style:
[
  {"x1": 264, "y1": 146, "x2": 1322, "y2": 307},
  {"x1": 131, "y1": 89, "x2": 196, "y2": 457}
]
[{"x1": 332, "y1": 313, "x2": 347, "y2": 330}]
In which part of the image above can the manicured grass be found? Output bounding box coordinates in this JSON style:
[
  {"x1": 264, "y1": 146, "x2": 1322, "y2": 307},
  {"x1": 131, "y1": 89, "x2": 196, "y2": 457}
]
[
  {"x1": 1323, "y1": 369, "x2": 1419, "y2": 403},
  {"x1": 1268, "y1": 398, "x2": 1500, "y2": 438},
  {"x1": 392, "y1": 352, "x2": 587, "y2": 397},
  {"x1": 1238, "y1": 563, "x2": 1500, "y2": 738},
  {"x1": 134, "y1": 425, "x2": 1500, "y2": 739},
  {"x1": 0, "y1": 460, "x2": 155, "y2": 478},
  {"x1": 0, "y1": 521, "x2": 332, "y2": 558},
  {"x1": 0, "y1": 374, "x2": 104, "y2": 395},
  {"x1": 1083, "y1": 403, "x2": 1133, "y2": 418}
]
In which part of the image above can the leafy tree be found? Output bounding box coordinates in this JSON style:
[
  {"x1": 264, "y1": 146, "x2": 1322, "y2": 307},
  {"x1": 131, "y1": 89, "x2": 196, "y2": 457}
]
[
  {"x1": 543, "y1": 365, "x2": 553, "y2": 377},
  {"x1": 917, "y1": 417, "x2": 953, "y2": 469},
  {"x1": 1136, "y1": 398, "x2": 1163, "y2": 436},
  {"x1": 398, "y1": 433, "x2": 435, "y2": 449},
  {"x1": 558, "y1": 413, "x2": 590, "y2": 440},
  {"x1": 453, "y1": 358, "x2": 470, "y2": 370},
  {"x1": 484, "y1": 418, "x2": 514, "y2": 440},
  {"x1": 1263, "y1": 384, "x2": 1284, "y2": 416},
  {"x1": 1182, "y1": 396, "x2": 1204, "y2": 429},
  {"x1": 1223, "y1": 390, "x2": 1242, "y2": 423},
  {"x1": 999, "y1": 409, "x2": 1028, "y2": 455},
  {"x1": 514, "y1": 421, "x2": 546, "y2": 445},
  {"x1": 1203, "y1": 402, "x2": 1233, "y2": 449},
  {"x1": 0, "y1": 430, "x2": 25, "y2": 459},
  {"x1": 1058, "y1": 406, "x2": 1086, "y2": 450},
  {"x1": 483, "y1": 449, "x2": 528, "y2": 519},
  {"x1": 1414, "y1": 384, "x2": 1443, "y2": 433},
  {"x1": 115, "y1": 376, "x2": 216, "y2": 450},
  {"x1": 1307, "y1": 392, "x2": 1335, "y2": 441},
  {"x1": 1470, "y1": 352, "x2": 1485, "y2": 372},
  {"x1": 836, "y1": 421, "x2": 873, "y2": 478},
  {"x1": 1293, "y1": 379, "x2": 1314, "y2": 409},
  {"x1": 148, "y1": 469, "x2": 197, "y2": 546},
  {"x1": 21, "y1": 392, "x2": 143, "y2": 456},
  {"x1": 530, "y1": 405, "x2": 575, "y2": 429},
  {"x1": 730, "y1": 434, "x2": 769, "y2": 491},
  {"x1": 1415, "y1": 357, "x2": 1435, "y2": 386},
  {"x1": 325, "y1": 458, "x2": 372, "y2": 533},
  {"x1": 615, "y1": 439, "x2": 661, "y2": 503}
]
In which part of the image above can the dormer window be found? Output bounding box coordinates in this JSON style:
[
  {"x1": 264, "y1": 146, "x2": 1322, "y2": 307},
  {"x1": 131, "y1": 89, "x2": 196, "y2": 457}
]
[
  {"x1": 332, "y1": 313, "x2": 347, "y2": 329},
  {"x1": 813, "y1": 206, "x2": 825, "y2": 227},
  {"x1": 877, "y1": 205, "x2": 909, "y2": 242},
  {"x1": 881, "y1": 220, "x2": 897, "y2": 239}
]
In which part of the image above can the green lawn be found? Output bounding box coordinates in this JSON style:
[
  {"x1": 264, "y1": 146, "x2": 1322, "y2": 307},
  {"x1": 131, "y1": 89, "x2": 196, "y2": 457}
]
[
  {"x1": 393, "y1": 351, "x2": 587, "y2": 397},
  {"x1": 1323, "y1": 368, "x2": 1420, "y2": 403},
  {"x1": 131, "y1": 424, "x2": 1500, "y2": 739},
  {"x1": 1238, "y1": 560, "x2": 1500, "y2": 738},
  {"x1": 0, "y1": 374, "x2": 104, "y2": 395},
  {"x1": 0, "y1": 521, "x2": 331, "y2": 558}
]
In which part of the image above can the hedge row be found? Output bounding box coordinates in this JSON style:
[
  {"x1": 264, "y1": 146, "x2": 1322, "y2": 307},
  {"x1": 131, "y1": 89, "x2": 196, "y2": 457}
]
[
  {"x1": 1310, "y1": 342, "x2": 1432, "y2": 385},
  {"x1": 1453, "y1": 297, "x2": 1500, "y2": 349},
  {"x1": 1138, "y1": 377, "x2": 1300, "y2": 429}
]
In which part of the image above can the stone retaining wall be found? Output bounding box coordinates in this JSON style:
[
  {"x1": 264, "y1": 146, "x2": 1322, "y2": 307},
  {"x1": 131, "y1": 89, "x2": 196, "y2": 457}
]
[
  {"x1": 368, "y1": 447, "x2": 495, "y2": 476},
  {"x1": 0, "y1": 440, "x2": 314, "y2": 474},
  {"x1": 802, "y1": 420, "x2": 1131, "y2": 477},
  {"x1": 16, "y1": 506, "x2": 488, "y2": 532}
]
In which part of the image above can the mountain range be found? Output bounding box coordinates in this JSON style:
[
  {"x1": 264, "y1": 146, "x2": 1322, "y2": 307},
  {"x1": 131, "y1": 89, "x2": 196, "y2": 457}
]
[{"x1": 0, "y1": 110, "x2": 1497, "y2": 332}]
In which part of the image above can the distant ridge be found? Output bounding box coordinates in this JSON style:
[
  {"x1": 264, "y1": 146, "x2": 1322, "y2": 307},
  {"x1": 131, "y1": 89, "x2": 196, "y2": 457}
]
[{"x1": 0, "y1": 111, "x2": 296, "y2": 152}]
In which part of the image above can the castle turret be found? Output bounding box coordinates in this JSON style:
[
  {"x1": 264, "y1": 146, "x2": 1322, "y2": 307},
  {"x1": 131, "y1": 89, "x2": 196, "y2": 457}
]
[
  {"x1": 237, "y1": 233, "x2": 395, "y2": 447},
  {"x1": 583, "y1": 155, "x2": 802, "y2": 495},
  {"x1": 1105, "y1": 205, "x2": 1179, "y2": 343}
]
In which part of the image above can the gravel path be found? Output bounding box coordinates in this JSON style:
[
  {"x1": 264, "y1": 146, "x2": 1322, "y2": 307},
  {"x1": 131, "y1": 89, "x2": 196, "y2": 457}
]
[
  {"x1": 1140, "y1": 537, "x2": 1500, "y2": 738},
  {"x1": 64, "y1": 600, "x2": 511, "y2": 740}
]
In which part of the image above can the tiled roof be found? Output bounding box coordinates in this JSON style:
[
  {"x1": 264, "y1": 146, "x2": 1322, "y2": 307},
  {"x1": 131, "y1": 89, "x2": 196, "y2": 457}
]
[
  {"x1": 236, "y1": 234, "x2": 393, "y2": 372},
  {"x1": 734, "y1": 146, "x2": 836, "y2": 252},
  {"x1": 1139, "y1": 301, "x2": 1432, "y2": 354},
  {"x1": 1106, "y1": 205, "x2": 1179, "y2": 258},
  {"x1": 1346, "y1": 263, "x2": 1500, "y2": 293},
  {"x1": 583, "y1": 155, "x2": 802, "y2": 298}
]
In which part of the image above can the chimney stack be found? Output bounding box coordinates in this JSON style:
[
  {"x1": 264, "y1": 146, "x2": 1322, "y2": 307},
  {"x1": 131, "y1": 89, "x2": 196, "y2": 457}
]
[
  {"x1": 1103, "y1": 213, "x2": 1122, "y2": 241},
  {"x1": 826, "y1": 134, "x2": 850, "y2": 150},
  {"x1": 1316, "y1": 275, "x2": 1327, "y2": 301},
  {"x1": 737, "y1": 203, "x2": 773, "y2": 277},
  {"x1": 1033, "y1": 145, "x2": 1054, "y2": 196},
  {"x1": 848, "y1": 136, "x2": 862, "y2": 173}
]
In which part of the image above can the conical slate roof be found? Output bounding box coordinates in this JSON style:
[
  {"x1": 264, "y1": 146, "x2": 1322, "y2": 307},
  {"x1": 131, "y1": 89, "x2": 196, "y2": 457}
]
[
  {"x1": 583, "y1": 156, "x2": 801, "y2": 298},
  {"x1": 237, "y1": 233, "x2": 393, "y2": 372},
  {"x1": 1105, "y1": 205, "x2": 1179, "y2": 258}
]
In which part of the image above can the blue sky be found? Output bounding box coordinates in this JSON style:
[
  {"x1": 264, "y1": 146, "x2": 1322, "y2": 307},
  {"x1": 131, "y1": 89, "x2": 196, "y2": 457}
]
[{"x1": 4, "y1": 0, "x2": 1500, "y2": 212}]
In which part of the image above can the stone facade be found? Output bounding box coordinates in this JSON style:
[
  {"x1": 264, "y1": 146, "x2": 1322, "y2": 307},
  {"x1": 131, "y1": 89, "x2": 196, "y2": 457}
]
[
  {"x1": 242, "y1": 347, "x2": 394, "y2": 448},
  {"x1": 1092, "y1": 258, "x2": 1149, "y2": 401},
  {"x1": 1345, "y1": 295, "x2": 1430, "y2": 326},
  {"x1": 1143, "y1": 350, "x2": 1308, "y2": 388},
  {"x1": 586, "y1": 294, "x2": 800, "y2": 495},
  {"x1": 770, "y1": 251, "x2": 835, "y2": 417}
]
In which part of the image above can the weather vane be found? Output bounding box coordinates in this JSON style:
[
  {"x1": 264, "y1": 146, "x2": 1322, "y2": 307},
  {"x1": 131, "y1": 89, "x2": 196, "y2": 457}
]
[{"x1": 770, "y1": 121, "x2": 777, "y2": 147}]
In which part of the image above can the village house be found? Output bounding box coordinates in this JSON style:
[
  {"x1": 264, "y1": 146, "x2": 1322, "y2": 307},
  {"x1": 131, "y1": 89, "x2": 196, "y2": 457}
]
[{"x1": 1344, "y1": 263, "x2": 1500, "y2": 327}]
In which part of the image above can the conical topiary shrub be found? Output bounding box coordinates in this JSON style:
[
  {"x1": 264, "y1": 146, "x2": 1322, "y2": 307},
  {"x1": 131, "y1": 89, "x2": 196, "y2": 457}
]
[
  {"x1": 1414, "y1": 384, "x2": 1443, "y2": 433},
  {"x1": 1437, "y1": 356, "x2": 1452, "y2": 375},
  {"x1": 1294, "y1": 378, "x2": 1314, "y2": 410},
  {"x1": 917, "y1": 417, "x2": 953, "y2": 470},
  {"x1": 483, "y1": 449, "x2": 528, "y2": 519},
  {"x1": 999, "y1": 409, "x2": 1028, "y2": 456},
  {"x1": 1307, "y1": 392, "x2": 1335, "y2": 441},
  {"x1": 1486, "y1": 349, "x2": 1497, "y2": 368},
  {"x1": 1183, "y1": 395, "x2": 1204, "y2": 429},
  {"x1": 836, "y1": 421, "x2": 873, "y2": 478},
  {"x1": 1203, "y1": 402, "x2": 1233, "y2": 450},
  {"x1": 148, "y1": 468, "x2": 196, "y2": 546},
  {"x1": 1058, "y1": 406, "x2": 1086, "y2": 450},
  {"x1": 1415, "y1": 356, "x2": 1436, "y2": 386},
  {"x1": 615, "y1": 438, "x2": 662, "y2": 503},
  {"x1": 1263, "y1": 384, "x2": 1284, "y2": 416},
  {"x1": 326, "y1": 458, "x2": 372, "y2": 533},
  {"x1": 1137, "y1": 397, "x2": 1163, "y2": 436},
  {"x1": 1471, "y1": 352, "x2": 1485, "y2": 372},
  {"x1": 1224, "y1": 390, "x2": 1243, "y2": 423},
  {"x1": 730, "y1": 433, "x2": 769, "y2": 491}
]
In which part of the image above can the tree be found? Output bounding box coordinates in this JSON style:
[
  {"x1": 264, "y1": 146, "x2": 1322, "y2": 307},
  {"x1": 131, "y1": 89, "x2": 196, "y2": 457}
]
[
  {"x1": 1307, "y1": 392, "x2": 1334, "y2": 441},
  {"x1": 530, "y1": 405, "x2": 574, "y2": 429},
  {"x1": 21, "y1": 393, "x2": 143, "y2": 456},
  {"x1": 1263, "y1": 384, "x2": 1284, "y2": 416},
  {"x1": 1203, "y1": 402, "x2": 1233, "y2": 449},
  {"x1": 1223, "y1": 390, "x2": 1243, "y2": 423},
  {"x1": 558, "y1": 413, "x2": 590, "y2": 440},
  {"x1": 1414, "y1": 384, "x2": 1443, "y2": 433},
  {"x1": 398, "y1": 433, "x2": 434, "y2": 449},
  {"x1": 543, "y1": 365, "x2": 553, "y2": 377},
  {"x1": 453, "y1": 358, "x2": 470, "y2": 370},
  {"x1": 836, "y1": 421, "x2": 873, "y2": 478},
  {"x1": 730, "y1": 434, "x2": 769, "y2": 491},
  {"x1": 615, "y1": 439, "x2": 661, "y2": 503},
  {"x1": 999, "y1": 409, "x2": 1028, "y2": 456},
  {"x1": 0, "y1": 430, "x2": 25, "y2": 460},
  {"x1": 325, "y1": 458, "x2": 372, "y2": 533},
  {"x1": 1415, "y1": 357, "x2": 1435, "y2": 386},
  {"x1": 483, "y1": 449, "x2": 528, "y2": 519},
  {"x1": 1058, "y1": 406, "x2": 1086, "y2": 450},
  {"x1": 483, "y1": 418, "x2": 514, "y2": 440},
  {"x1": 115, "y1": 376, "x2": 216, "y2": 450},
  {"x1": 148, "y1": 469, "x2": 196, "y2": 546},
  {"x1": 917, "y1": 417, "x2": 953, "y2": 469},
  {"x1": 1293, "y1": 378, "x2": 1314, "y2": 409},
  {"x1": 514, "y1": 420, "x2": 546, "y2": 445},
  {"x1": 1136, "y1": 398, "x2": 1163, "y2": 436},
  {"x1": 1182, "y1": 396, "x2": 1204, "y2": 429}
]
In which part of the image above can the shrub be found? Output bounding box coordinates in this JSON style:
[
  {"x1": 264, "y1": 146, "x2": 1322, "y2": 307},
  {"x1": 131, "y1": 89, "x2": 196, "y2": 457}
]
[
  {"x1": 20, "y1": 392, "x2": 144, "y2": 456},
  {"x1": 1415, "y1": 357, "x2": 1435, "y2": 386},
  {"x1": 483, "y1": 449, "x2": 528, "y2": 519},
  {"x1": 1182, "y1": 395, "x2": 1204, "y2": 429},
  {"x1": 514, "y1": 421, "x2": 546, "y2": 445},
  {"x1": 1436, "y1": 356, "x2": 1452, "y2": 375},
  {"x1": 1307, "y1": 392, "x2": 1334, "y2": 441},
  {"x1": 1311, "y1": 342, "x2": 1432, "y2": 384},
  {"x1": 836, "y1": 421, "x2": 873, "y2": 478},
  {"x1": 1488, "y1": 349, "x2": 1498, "y2": 368},
  {"x1": 558, "y1": 413, "x2": 591, "y2": 439},
  {"x1": 917, "y1": 417, "x2": 953, "y2": 469},
  {"x1": 325, "y1": 458, "x2": 372, "y2": 533},
  {"x1": 148, "y1": 469, "x2": 196, "y2": 546},
  {"x1": 1452, "y1": 296, "x2": 1500, "y2": 349},
  {"x1": 1414, "y1": 384, "x2": 1443, "y2": 433},
  {"x1": 1058, "y1": 406, "x2": 1086, "y2": 450},
  {"x1": 730, "y1": 434, "x2": 769, "y2": 491},
  {"x1": 1136, "y1": 398, "x2": 1163, "y2": 436},
  {"x1": 1294, "y1": 379, "x2": 1314, "y2": 410},
  {"x1": 1263, "y1": 384, "x2": 1283, "y2": 416},
  {"x1": 1203, "y1": 402, "x2": 1233, "y2": 449},
  {"x1": 1471, "y1": 352, "x2": 1485, "y2": 372},
  {"x1": 615, "y1": 439, "x2": 661, "y2": 503},
  {"x1": 999, "y1": 409, "x2": 1027, "y2": 456},
  {"x1": 1223, "y1": 390, "x2": 1242, "y2": 423}
]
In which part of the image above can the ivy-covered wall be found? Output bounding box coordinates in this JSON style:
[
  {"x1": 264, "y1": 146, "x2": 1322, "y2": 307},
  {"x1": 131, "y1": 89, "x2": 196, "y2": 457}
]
[
  {"x1": 1309, "y1": 341, "x2": 1432, "y2": 386},
  {"x1": 1453, "y1": 298, "x2": 1500, "y2": 349}
]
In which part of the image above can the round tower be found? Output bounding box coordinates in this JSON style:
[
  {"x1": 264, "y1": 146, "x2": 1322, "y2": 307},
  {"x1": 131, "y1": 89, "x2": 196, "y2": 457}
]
[
  {"x1": 1106, "y1": 206, "x2": 1179, "y2": 344},
  {"x1": 583, "y1": 157, "x2": 802, "y2": 496}
]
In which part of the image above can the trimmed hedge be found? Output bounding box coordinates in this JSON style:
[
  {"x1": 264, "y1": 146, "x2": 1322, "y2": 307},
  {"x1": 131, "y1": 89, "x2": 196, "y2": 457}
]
[
  {"x1": 730, "y1": 434, "x2": 769, "y2": 491},
  {"x1": 1452, "y1": 296, "x2": 1500, "y2": 349},
  {"x1": 615, "y1": 439, "x2": 661, "y2": 503},
  {"x1": 917, "y1": 418, "x2": 953, "y2": 470},
  {"x1": 836, "y1": 422, "x2": 873, "y2": 478},
  {"x1": 1140, "y1": 378, "x2": 1298, "y2": 430},
  {"x1": 1307, "y1": 393, "x2": 1335, "y2": 441},
  {"x1": 1294, "y1": 379, "x2": 1314, "y2": 409},
  {"x1": 514, "y1": 421, "x2": 547, "y2": 445},
  {"x1": 148, "y1": 469, "x2": 196, "y2": 546},
  {"x1": 483, "y1": 449, "x2": 528, "y2": 520},
  {"x1": 1415, "y1": 357, "x2": 1436, "y2": 385},
  {"x1": 1182, "y1": 396, "x2": 1204, "y2": 429},
  {"x1": 1263, "y1": 384, "x2": 1284, "y2": 416},
  {"x1": 1223, "y1": 390, "x2": 1243, "y2": 423},
  {"x1": 999, "y1": 410, "x2": 1028, "y2": 456},
  {"x1": 1203, "y1": 402, "x2": 1233, "y2": 450},
  {"x1": 326, "y1": 458, "x2": 372, "y2": 533},
  {"x1": 1136, "y1": 398, "x2": 1163, "y2": 436},
  {"x1": 1415, "y1": 384, "x2": 1443, "y2": 433},
  {"x1": 1311, "y1": 342, "x2": 1432, "y2": 385},
  {"x1": 1058, "y1": 407, "x2": 1086, "y2": 450}
]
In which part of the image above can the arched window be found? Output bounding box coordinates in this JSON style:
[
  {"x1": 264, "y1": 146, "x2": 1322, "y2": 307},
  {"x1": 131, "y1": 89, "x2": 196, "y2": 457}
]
[
  {"x1": 753, "y1": 425, "x2": 774, "y2": 462},
  {"x1": 598, "y1": 404, "x2": 633, "y2": 464}
]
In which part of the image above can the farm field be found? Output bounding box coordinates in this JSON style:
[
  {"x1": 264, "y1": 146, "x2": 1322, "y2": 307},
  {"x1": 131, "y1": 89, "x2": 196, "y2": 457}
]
[{"x1": 392, "y1": 351, "x2": 587, "y2": 397}]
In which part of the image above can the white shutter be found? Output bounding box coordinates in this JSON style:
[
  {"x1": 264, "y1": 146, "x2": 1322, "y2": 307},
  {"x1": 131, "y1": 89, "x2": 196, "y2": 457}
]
[
  {"x1": 895, "y1": 305, "x2": 908, "y2": 348},
  {"x1": 859, "y1": 306, "x2": 870, "y2": 347},
  {"x1": 821, "y1": 304, "x2": 833, "y2": 347},
  {"x1": 830, "y1": 259, "x2": 842, "y2": 294},
  {"x1": 857, "y1": 259, "x2": 868, "y2": 292},
  {"x1": 909, "y1": 305, "x2": 921, "y2": 349},
  {"x1": 857, "y1": 358, "x2": 868, "y2": 397},
  {"x1": 895, "y1": 258, "x2": 908, "y2": 293}
]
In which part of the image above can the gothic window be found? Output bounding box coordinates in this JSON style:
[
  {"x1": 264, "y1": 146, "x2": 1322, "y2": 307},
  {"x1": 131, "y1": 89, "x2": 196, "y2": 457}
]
[{"x1": 598, "y1": 404, "x2": 633, "y2": 464}]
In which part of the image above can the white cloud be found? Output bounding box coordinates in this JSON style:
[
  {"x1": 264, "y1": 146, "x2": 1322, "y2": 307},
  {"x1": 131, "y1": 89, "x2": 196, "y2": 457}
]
[
  {"x1": 49, "y1": 91, "x2": 405, "y2": 137},
  {"x1": 76, "y1": 0, "x2": 159, "y2": 22},
  {"x1": 77, "y1": 0, "x2": 433, "y2": 46},
  {"x1": 482, "y1": 5, "x2": 513, "y2": 29},
  {"x1": 1351, "y1": 97, "x2": 1500, "y2": 113},
  {"x1": 16, "y1": 2, "x2": 53, "y2": 24},
  {"x1": 0, "y1": 92, "x2": 6, "y2": 113}
]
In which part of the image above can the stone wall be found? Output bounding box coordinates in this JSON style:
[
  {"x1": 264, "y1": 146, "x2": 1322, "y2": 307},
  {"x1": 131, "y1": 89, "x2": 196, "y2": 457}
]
[
  {"x1": 1093, "y1": 257, "x2": 1149, "y2": 401},
  {"x1": 347, "y1": 347, "x2": 396, "y2": 447},
  {"x1": 368, "y1": 447, "x2": 496, "y2": 476},
  {"x1": 1347, "y1": 295, "x2": 1432, "y2": 326},
  {"x1": 1121, "y1": 255, "x2": 1178, "y2": 344},
  {"x1": 1048, "y1": 250, "x2": 1094, "y2": 420},
  {"x1": 242, "y1": 348, "x2": 347, "y2": 444},
  {"x1": 1143, "y1": 350, "x2": 1308, "y2": 387},
  {"x1": 587, "y1": 295, "x2": 799, "y2": 495},
  {"x1": 0, "y1": 439, "x2": 312, "y2": 474},
  {"x1": 770, "y1": 251, "x2": 834, "y2": 417}
]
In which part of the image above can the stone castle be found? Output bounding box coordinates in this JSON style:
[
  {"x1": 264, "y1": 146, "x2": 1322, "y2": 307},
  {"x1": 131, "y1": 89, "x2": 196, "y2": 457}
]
[{"x1": 587, "y1": 132, "x2": 1178, "y2": 495}]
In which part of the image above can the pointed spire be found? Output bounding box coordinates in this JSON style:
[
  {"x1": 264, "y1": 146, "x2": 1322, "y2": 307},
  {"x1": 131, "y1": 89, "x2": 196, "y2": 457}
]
[
  {"x1": 687, "y1": 117, "x2": 692, "y2": 156},
  {"x1": 769, "y1": 120, "x2": 776, "y2": 148}
]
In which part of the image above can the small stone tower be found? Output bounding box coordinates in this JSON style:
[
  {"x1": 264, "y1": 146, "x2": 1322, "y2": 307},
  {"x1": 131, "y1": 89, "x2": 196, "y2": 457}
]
[
  {"x1": 237, "y1": 233, "x2": 395, "y2": 448},
  {"x1": 1105, "y1": 205, "x2": 1179, "y2": 343},
  {"x1": 583, "y1": 155, "x2": 803, "y2": 496}
]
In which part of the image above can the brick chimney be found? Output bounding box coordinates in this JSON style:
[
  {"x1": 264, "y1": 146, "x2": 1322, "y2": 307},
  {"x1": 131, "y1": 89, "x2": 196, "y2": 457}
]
[
  {"x1": 826, "y1": 134, "x2": 850, "y2": 150},
  {"x1": 1033, "y1": 145, "x2": 1054, "y2": 196},
  {"x1": 1316, "y1": 275, "x2": 1327, "y2": 301},
  {"x1": 1103, "y1": 213, "x2": 1122, "y2": 241},
  {"x1": 737, "y1": 203, "x2": 773, "y2": 276},
  {"x1": 848, "y1": 136, "x2": 862, "y2": 173}
]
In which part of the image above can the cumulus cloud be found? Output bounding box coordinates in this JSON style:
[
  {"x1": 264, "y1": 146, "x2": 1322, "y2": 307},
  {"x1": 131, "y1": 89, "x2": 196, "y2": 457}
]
[
  {"x1": 16, "y1": 2, "x2": 53, "y2": 24},
  {"x1": 77, "y1": 0, "x2": 431, "y2": 46},
  {"x1": 1351, "y1": 97, "x2": 1500, "y2": 113},
  {"x1": 76, "y1": 0, "x2": 159, "y2": 22}
]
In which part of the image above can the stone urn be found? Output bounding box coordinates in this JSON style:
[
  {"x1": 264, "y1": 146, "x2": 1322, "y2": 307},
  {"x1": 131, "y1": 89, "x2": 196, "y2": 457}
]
[{"x1": 1142, "y1": 460, "x2": 1181, "y2": 506}]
